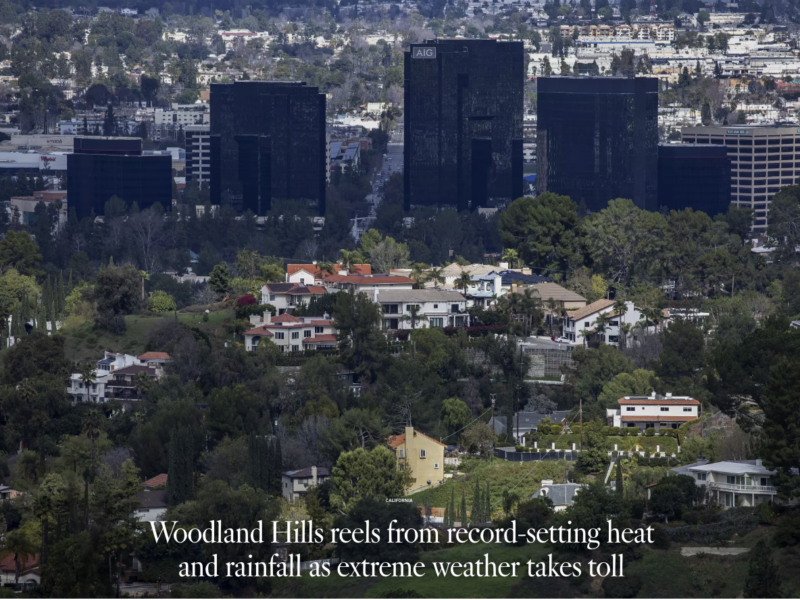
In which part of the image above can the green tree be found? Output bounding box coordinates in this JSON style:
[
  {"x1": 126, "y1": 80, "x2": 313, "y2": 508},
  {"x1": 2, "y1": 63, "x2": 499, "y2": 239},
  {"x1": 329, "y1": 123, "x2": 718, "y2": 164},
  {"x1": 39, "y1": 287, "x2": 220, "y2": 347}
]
[
  {"x1": 333, "y1": 291, "x2": 387, "y2": 382},
  {"x1": 167, "y1": 427, "x2": 194, "y2": 505},
  {"x1": 441, "y1": 398, "x2": 471, "y2": 439},
  {"x1": 148, "y1": 290, "x2": 177, "y2": 313},
  {"x1": 0, "y1": 230, "x2": 43, "y2": 277},
  {"x1": 329, "y1": 446, "x2": 408, "y2": 512},
  {"x1": 208, "y1": 262, "x2": 232, "y2": 298},
  {"x1": 498, "y1": 193, "x2": 581, "y2": 274},
  {"x1": 743, "y1": 539, "x2": 782, "y2": 598},
  {"x1": 598, "y1": 369, "x2": 660, "y2": 409},
  {"x1": 767, "y1": 185, "x2": 800, "y2": 263},
  {"x1": 90, "y1": 262, "x2": 142, "y2": 334}
]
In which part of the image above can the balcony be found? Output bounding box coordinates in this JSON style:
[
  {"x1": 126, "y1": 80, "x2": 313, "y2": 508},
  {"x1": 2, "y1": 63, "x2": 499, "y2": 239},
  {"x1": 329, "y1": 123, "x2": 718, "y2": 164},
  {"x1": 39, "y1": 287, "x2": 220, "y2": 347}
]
[{"x1": 708, "y1": 482, "x2": 777, "y2": 494}]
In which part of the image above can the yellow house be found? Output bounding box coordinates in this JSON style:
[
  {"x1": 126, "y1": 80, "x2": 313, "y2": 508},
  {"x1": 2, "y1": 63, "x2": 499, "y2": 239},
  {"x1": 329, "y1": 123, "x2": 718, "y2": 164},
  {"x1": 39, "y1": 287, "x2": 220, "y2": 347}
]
[{"x1": 388, "y1": 427, "x2": 446, "y2": 494}]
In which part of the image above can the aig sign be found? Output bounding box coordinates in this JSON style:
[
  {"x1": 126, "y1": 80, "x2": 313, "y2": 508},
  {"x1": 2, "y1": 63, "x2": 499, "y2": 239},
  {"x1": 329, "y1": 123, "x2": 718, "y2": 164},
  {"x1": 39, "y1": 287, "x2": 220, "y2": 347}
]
[{"x1": 412, "y1": 47, "x2": 436, "y2": 59}]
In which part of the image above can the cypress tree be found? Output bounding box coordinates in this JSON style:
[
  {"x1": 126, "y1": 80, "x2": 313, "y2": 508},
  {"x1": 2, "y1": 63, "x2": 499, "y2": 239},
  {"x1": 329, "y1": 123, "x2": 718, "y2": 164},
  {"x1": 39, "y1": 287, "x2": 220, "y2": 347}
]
[
  {"x1": 743, "y1": 539, "x2": 782, "y2": 598},
  {"x1": 168, "y1": 427, "x2": 193, "y2": 505},
  {"x1": 460, "y1": 491, "x2": 467, "y2": 526},
  {"x1": 271, "y1": 438, "x2": 283, "y2": 495},
  {"x1": 20, "y1": 295, "x2": 30, "y2": 329},
  {"x1": 472, "y1": 476, "x2": 481, "y2": 523},
  {"x1": 616, "y1": 458, "x2": 624, "y2": 498},
  {"x1": 67, "y1": 269, "x2": 73, "y2": 294},
  {"x1": 443, "y1": 499, "x2": 450, "y2": 528},
  {"x1": 485, "y1": 482, "x2": 491, "y2": 522},
  {"x1": 449, "y1": 487, "x2": 456, "y2": 526},
  {"x1": 58, "y1": 271, "x2": 65, "y2": 317}
]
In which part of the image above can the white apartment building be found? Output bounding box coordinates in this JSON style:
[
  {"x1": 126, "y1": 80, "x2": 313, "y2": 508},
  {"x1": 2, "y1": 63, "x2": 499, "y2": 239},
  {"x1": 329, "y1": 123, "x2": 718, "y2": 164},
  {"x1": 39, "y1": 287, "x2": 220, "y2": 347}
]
[
  {"x1": 672, "y1": 458, "x2": 777, "y2": 509},
  {"x1": 376, "y1": 289, "x2": 469, "y2": 330},
  {"x1": 185, "y1": 124, "x2": 210, "y2": 185},
  {"x1": 606, "y1": 393, "x2": 700, "y2": 431},
  {"x1": 681, "y1": 125, "x2": 800, "y2": 232}
]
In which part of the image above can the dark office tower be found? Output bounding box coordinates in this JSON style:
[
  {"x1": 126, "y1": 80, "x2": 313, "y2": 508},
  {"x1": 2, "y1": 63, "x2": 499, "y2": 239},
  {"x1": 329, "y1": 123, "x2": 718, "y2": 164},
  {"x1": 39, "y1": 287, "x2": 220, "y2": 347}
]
[
  {"x1": 404, "y1": 39, "x2": 524, "y2": 212},
  {"x1": 210, "y1": 81, "x2": 327, "y2": 216},
  {"x1": 658, "y1": 144, "x2": 731, "y2": 216},
  {"x1": 537, "y1": 77, "x2": 659, "y2": 212},
  {"x1": 67, "y1": 137, "x2": 172, "y2": 220}
]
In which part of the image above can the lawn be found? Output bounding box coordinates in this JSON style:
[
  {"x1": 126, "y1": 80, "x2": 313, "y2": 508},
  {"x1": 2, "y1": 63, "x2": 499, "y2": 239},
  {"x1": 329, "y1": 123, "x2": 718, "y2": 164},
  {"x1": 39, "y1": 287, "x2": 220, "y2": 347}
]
[
  {"x1": 60, "y1": 310, "x2": 234, "y2": 364},
  {"x1": 409, "y1": 459, "x2": 573, "y2": 513}
]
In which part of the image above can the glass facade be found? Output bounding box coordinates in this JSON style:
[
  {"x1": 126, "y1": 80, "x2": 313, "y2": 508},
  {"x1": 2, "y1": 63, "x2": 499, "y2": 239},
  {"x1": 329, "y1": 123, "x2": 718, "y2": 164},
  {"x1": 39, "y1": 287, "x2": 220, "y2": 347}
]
[
  {"x1": 657, "y1": 144, "x2": 731, "y2": 216},
  {"x1": 537, "y1": 77, "x2": 659, "y2": 212},
  {"x1": 210, "y1": 81, "x2": 327, "y2": 216},
  {"x1": 404, "y1": 39, "x2": 524, "y2": 211},
  {"x1": 67, "y1": 137, "x2": 171, "y2": 220}
]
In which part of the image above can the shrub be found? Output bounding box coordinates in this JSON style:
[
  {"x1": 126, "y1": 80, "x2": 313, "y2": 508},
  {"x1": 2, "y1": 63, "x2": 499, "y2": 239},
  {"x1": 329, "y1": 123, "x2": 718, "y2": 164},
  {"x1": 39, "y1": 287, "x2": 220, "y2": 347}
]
[
  {"x1": 602, "y1": 426, "x2": 612, "y2": 436},
  {"x1": 602, "y1": 573, "x2": 642, "y2": 598},
  {"x1": 515, "y1": 445, "x2": 526, "y2": 452},
  {"x1": 645, "y1": 427, "x2": 656, "y2": 437},
  {"x1": 236, "y1": 294, "x2": 257, "y2": 307},
  {"x1": 651, "y1": 524, "x2": 671, "y2": 550},
  {"x1": 550, "y1": 424, "x2": 562, "y2": 435},
  {"x1": 149, "y1": 290, "x2": 177, "y2": 313},
  {"x1": 627, "y1": 428, "x2": 639, "y2": 436}
]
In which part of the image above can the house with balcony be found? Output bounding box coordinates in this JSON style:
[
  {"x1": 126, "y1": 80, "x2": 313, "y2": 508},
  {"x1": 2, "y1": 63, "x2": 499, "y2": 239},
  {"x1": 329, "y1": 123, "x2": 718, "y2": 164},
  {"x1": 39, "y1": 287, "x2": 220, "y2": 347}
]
[
  {"x1": 281, "y1": 466, "x2": 329, "y2": 501},
  {"x1": 376, "y1": 289, "x2": 469, "y2": 330},
  {"x1": 67, "y1": 351, "x2": 140, "y2": 403},
  {"x1": 563, "y1": 299, "x2": 650, "y2": 346},
  {"x1": 321, "y1": 274, "x2": 415, "y2": 294},
  {"x1": 606, "y1": 393, "x2": 700, "y2": 432},
  {"x1": 259, "y1": 283, "x2": 328, "y2": 314},
  {"x1": 243, "y1": 313, "x2": 337, "y2": 352},
  {"x1": 388, "y1": 427, "x2": 446, "y2": 494},
  {"x1": 671, "y1": 458, "x2": 777, "y2": 509}
]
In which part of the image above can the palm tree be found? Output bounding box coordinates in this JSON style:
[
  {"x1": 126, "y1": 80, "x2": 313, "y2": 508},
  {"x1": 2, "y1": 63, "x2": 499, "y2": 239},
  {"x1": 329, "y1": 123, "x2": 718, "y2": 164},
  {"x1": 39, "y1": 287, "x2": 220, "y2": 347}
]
[
  {"x1": 545, "y1": 297, "x2": 560, "y2": 337},
  {"x1": 613, "y1": 296, "x2": 627, "y2": 345},
  {"x1": 2, "y1": 529, "x2": 37, "y2": 585},
  {"x1": 428, "y1": 267, "x2": 445, "y2": 289},
  {"x1": 410, "y1": 263, "x2": 429, "y2": 287},
  {"x1": 79, "y1": 363, "x2": 95, "y2": 403},
  {"x1": 339, "y1": 249, "x2": 365, "y2": 271},
  {"x1": 594, "y1": 312, "x2": 612, "y2": 345},
  {"x1": 317, "y1": 261, "x2": 337, "y2": 277},
  {"x1": 519, "y1": 288, "x2": 544, "y2": 337},
  {"x1": 401, "y1": 305, "x2": 428, "y2": 330},
  {"x1": 502, "y1": 248, "x2": 521, "y2": 269},
  {"x1": 140, "y1": 270, "x2": 149, "y2": 301},
  {"x1": 33, "y1": 492, "x2": 53, "y2": 569},
  {"x1": 455, "y1": 271, "x2": 473, "y2": 294}
]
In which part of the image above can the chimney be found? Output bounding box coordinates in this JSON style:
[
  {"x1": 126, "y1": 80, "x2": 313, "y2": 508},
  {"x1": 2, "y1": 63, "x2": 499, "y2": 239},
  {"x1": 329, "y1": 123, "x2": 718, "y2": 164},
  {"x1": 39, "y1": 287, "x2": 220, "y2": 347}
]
[
  {"x1": 373, "y1": 288, "x2": 379, "y2": 303},
  {"x1": 696, "y1": 456, "x2": 709, "y2": 465},
  {"x1": 650, "y1": 390, "x2": 656, "y2": 399},
  {"x1": 756, "y1": 458, "x2": 762, "y2": 467},
  {"x1": 666, "y1": 392, "x2": 672, "y2": 398},
  {"x1": 541, "y1": 479, "x2": 553, "y2": 486},
  {"x1": 312, "y1": 466, "x2": 318, "y2": 486}
]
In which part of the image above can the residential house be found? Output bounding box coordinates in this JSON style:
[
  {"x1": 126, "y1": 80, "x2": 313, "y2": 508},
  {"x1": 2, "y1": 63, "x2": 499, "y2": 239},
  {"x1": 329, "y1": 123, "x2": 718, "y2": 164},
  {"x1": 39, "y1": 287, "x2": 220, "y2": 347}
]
[
  {"x1": 259, "y1": 283, "x2": 327, "y2": 314},
  {"x1": 67, "y1": 351, "x2": 140, "y2": 402},
  {"x1": 0, "y1": 554, "x2": 40, "y2": 586},
  {"x1": 0, "y1": 485, "x2": 21, "y2": 500},
  {"x1": 563, "y1": 300, "x2": 646, "y2": 346},
  {"x1": 136, "y1": 490, "x2": 168, "y2": 522},
  {"x1": 243, "y1": 313, "x2": 337, "y2": 352},
  {"x1": 606, "y1": 393, "x2": 700, "y2": 432},
  {"x1": 376, "y1": 289, "x2": 469, "y2": 330},
  {"x1": 104, "y1": 365, "x2": 160, "y2": 402},
  {"x1": 281, "y1": 466, "x2": 330, "y2": 501},
  {"x1": 434, "y1": 263, "x2": 544, "y2": 290},
  {"x1": 531, "y1": 480, "x2": 586, "y2": 511},
  {"x1": 138, "y1": 352, "x2": 171, "y2": 370},
  {"x1": 143, "y1": 474, "x2": 168, "y2": 490},
  {"x1": 286, "y1": 263, "x2": 371, "y2": 285},
  {"x1": 388, "y1": 426, "x2": 447, "y2": 494},
  {"x1": 488, "y1": 410, "x2": 570, "y2": 441},
  {"x1": 321, "y1": 274, "x2": 415, "y2": 294},
  {"x1": 671, "y1": 458, "x2": 777, "y2": 509}
]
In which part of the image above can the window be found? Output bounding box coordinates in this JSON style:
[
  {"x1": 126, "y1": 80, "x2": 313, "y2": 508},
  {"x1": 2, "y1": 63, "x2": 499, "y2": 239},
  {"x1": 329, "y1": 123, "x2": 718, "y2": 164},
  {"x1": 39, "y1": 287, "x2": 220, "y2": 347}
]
[
  {"x1": 291, "y1": 331, "x2": 300, "y2": 339},
  {"x1": 451, "y1": 304, "x2": 459, "y2": 313},
  {"x1": 407, "y1": 304, "x2": 420, "y2": 313},
  {"x1": 270, "y1": 294, "x2": 276, "y2": 301},
  {"x1": 696, "y1": 472, "x2": 707, "y2": 481},
  {"x1": 760, "y1": 477, "x2": 771, "y2": 486},
  {"x1": 433, "y1": 304, "x2": 438, "y2": 309},
  {"x1": 683, "y1": 407, "x2": 692, "y2": 412},
  {"x1": 398, "y1": 449, "x2": 405, "y2": 458},
  {"x1": 430, "y1": 317, "x2": 444, "y2": 327},
  {"x1": 626, "y1": 407, "x2": 636, "y2": 412},
  {"x1": 660, "y1": 407, "x2": 669, "y2": 412},
  {"x1": 300, "y1": 278, "x2": 305, "y2": 284},
  {"x1": 315, "y1": 326, "x2": 324, "y2": 334},
  {"x1": 434, "y1": 463, "x2": 440, "y2": 469},
  {"x1": 274, "y1": 331, "x2": 285, "y2": 340},
  {"x1": 419, "y1": 449, "x2": 426, "y2": 459},
  {"x1": 291, "y1": 344, "x2": 300, "y2": 352},
  {"x1": 304, "y1": 330, "x2": 312, "y2": 338}
]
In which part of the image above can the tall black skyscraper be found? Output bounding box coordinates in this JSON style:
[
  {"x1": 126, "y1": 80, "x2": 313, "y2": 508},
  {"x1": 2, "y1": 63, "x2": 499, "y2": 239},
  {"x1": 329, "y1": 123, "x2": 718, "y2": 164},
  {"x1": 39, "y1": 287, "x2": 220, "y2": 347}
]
[
  {"x1": 67, "y1": 137, "x2": 172, "y2": 220},
  {"x1": 404, "y1": 39, "x2": 524, "y2": 212},
  {"x1": 210, "y1": 81, "x2": 327, "y2": 215},
  {"x1": 658, "y1": 144, "x2": 731, "y2": 216},
  {"x1": 537, "y1": 77, "x2": 659, "y2": 212}
]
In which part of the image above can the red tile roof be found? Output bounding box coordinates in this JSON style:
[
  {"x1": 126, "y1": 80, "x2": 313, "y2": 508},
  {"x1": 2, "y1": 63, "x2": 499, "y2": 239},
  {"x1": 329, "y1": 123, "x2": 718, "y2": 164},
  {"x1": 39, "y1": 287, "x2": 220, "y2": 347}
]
[
  {"x1": 287, "y1": 263, "x2": 372, "y2": 277},
  {"x1": 243, "y1": 325, "x2": 274, "y2": 336},
  {"x1": 272, "y1": 313, "x2": 303, "y2": 323},
  {"x1": 138, "y1": 352, "x2": 171, "y2": 361},
  {"x1": 0, "y1": 553, "x2": 38, "y2": 574},
  {"x1": 388, "y1": 429, "x2": 446, "y2": 448},
  {"x1": 143, "y1": 473, "x2": 168, "y2": 488}
]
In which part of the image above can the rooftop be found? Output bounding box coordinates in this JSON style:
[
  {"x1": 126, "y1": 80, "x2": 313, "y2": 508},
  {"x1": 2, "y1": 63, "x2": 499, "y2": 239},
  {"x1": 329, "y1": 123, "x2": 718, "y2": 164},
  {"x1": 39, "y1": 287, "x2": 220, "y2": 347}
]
[
  {"x1": 283, "y1": 467, "x2": 330, "y2": 479},
  {"x1": 567, "y1": 299, "x2": 616, "y2": 321},
  {"x1": 376, "y1": 289, "x2": 467, "y2": 303}
]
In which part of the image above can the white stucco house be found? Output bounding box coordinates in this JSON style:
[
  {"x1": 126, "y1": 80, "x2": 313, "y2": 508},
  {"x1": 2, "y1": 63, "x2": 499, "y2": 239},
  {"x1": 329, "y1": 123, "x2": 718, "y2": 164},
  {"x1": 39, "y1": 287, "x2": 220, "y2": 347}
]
[
  {"x1": 606, "y1": 392, "x2": 700, "y2": 432},
  {"x1": 671, "y1": 458, "x2": 778, "y2": 509},
  {"x1": 376, "y1": 289, "x2": 470, "y2": 330}
]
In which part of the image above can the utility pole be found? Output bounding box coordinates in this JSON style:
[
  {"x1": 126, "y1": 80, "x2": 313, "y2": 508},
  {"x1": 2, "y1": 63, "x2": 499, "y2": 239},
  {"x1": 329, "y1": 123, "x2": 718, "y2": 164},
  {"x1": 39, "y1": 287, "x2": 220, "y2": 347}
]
[
  {"x1": 490, "y1": 393, "x2": 496, "y2": 463},
  {"x1": 579, "y1": 398, "x2": 583, "y2": 452}
]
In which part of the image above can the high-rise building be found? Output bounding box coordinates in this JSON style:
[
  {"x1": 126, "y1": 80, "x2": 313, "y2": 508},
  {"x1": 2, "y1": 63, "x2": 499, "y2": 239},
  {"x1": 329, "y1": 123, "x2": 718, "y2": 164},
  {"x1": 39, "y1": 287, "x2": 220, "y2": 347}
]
[
  {"x1": 680, "y1": 125, "x2": 800, "y2": 232},
  {"x1": 403, "y1": 39, "x2": 524, "y2": 212},
  {"x1": 210, "y1": 81, "x2": 327, "y2": 216},
  {"x1": 185, "y1": 124, "x2": 210, "y2": 186},
  {"x1": 67, "y1": 137, "x2": 172, "y2": 220},
  {"x1": 658, "y1": 144, "x2": 731, "y2": 216},
  {"x1": 537, "y1": 77, "x2": 659, "y2": 212}
]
